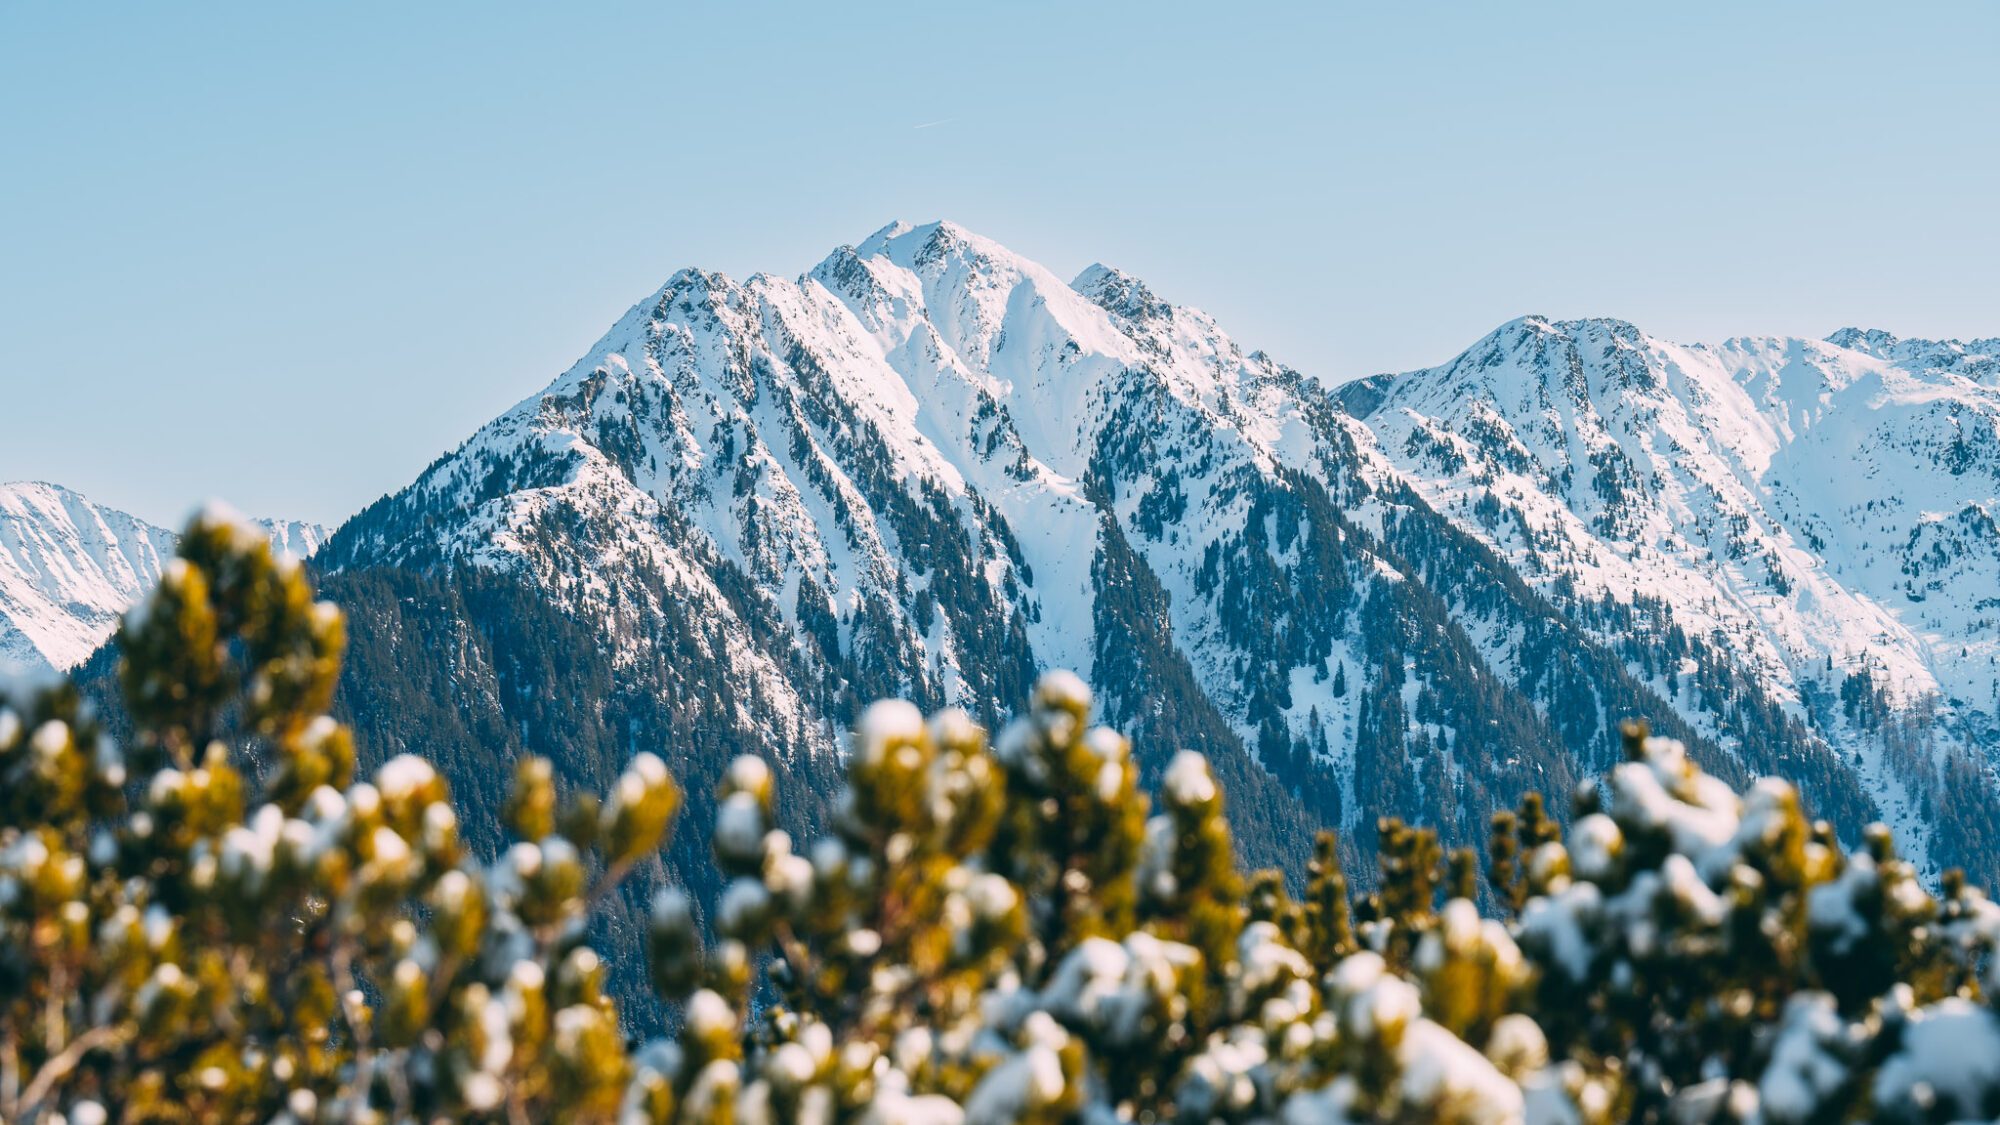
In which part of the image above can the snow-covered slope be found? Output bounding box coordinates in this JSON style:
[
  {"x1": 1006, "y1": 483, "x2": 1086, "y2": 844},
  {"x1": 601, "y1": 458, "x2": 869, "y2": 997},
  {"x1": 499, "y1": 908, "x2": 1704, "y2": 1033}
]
[
  {"x1": 0, "y1": 482, "x2": 330, "y2": 676},
  {"x1": 0, "y1": 483, "x2": 180, "y2": 676},
  {"x1": 264, "y1": 518, "x2": 332, "y2": 562},
  {"x1": 321, "y1": 221, "x2": 1916, "y2": 874},
  {"x1": 1342, "y1": 318, "x2": 2000, "y2": 869}
]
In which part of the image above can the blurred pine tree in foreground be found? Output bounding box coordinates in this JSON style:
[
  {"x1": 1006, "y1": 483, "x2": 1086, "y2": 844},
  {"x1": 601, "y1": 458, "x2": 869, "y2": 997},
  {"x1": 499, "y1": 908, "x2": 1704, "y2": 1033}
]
[{"x1": 3, "y1": 511, "x2": 2000, "y2": 1123}]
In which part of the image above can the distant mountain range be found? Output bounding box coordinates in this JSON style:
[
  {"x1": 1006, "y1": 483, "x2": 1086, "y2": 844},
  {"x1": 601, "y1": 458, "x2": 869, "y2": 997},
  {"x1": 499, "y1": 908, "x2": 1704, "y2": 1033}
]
[
  {"x1": 15, "y1": 221, "x2": 1999, "y2": 887},
  {"x1": 0, "y1": 481, "x2": 325, "y2": 675}
]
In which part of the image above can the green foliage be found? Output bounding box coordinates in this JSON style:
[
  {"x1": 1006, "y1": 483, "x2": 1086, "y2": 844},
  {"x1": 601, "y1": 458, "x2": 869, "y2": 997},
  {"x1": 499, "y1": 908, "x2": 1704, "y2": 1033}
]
[{"x1": 6, "y1": 517, "x2": 2000, "y2": 1123}]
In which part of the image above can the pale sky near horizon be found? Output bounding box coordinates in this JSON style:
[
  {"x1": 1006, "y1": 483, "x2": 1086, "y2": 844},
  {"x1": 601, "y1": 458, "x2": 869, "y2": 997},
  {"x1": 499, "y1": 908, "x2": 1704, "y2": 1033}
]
[{"x1": 4, "y1": 1, "x2": 1997, "y2": 527}]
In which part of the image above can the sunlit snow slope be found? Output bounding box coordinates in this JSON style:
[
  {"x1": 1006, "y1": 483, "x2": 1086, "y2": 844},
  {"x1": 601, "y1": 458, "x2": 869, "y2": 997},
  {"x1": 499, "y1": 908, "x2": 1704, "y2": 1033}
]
[
  {"x1": 1343, "y1": 318, "x2": 2000, "y2": 870},
  {"x1": 0, "y1": 482, "x2": 329, "y2": 676}
]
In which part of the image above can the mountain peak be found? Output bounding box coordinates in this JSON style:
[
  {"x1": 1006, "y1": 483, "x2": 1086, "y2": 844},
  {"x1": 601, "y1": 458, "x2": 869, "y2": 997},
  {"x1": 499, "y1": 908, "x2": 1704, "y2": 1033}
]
[
  {"x1": 854, "y1": 218, "x2": 966, "y2": 255},
  {"x1": 1826, "y1": 327, "x2": 1900, "y2": 356},
  {"x1": 660, "y1": 265, "x2": 737, "y2": 299},
  {"x1": 1824, "y1": 327, "x2": 2000, "y2": 383},
  {"x1": 1495, "y1": 314, "x2": 1558, "y2": 334},
  {"x1": 1518, "y1": 315, "x2": 1646, "y2": 340},
  {"x1": 852, "y1": 219, "x2": 1022, "y2": 274},
  {"x1": 2, "y1": 480, "x2": 63, "y2": 508},
  {"x1": 1072, "y1": 263, "x2": 1170, "y2": 323},
  {"x1": 1453, "y1": 317, "x2": 1655, "y2": 369},
  {"x1": 1460, "y1": 315, "x2": 1627, "y2": 354},
  {"x1": 855, "y1": 219, "x2": 917, "y2": 257}
]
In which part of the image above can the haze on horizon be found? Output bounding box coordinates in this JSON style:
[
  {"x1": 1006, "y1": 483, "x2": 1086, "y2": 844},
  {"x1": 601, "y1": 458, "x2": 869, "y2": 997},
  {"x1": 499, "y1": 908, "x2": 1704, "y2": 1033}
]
[{"x1": 3, "y1": 0, "x2": 1996, "y2": 528}]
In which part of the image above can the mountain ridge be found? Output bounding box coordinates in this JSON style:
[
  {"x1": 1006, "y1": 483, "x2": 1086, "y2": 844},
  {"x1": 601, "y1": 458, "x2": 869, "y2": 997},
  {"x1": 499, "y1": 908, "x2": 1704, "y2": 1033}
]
[
  {"x1": 1343, "y1": 313, "x2": 2000, "y2": 872},
  {"x1": 304, "y1": 220, "x2": 1929, "y2": 877},
  {"x1": 20, "y1": 220, "x2": 1999, "y2": 883}
]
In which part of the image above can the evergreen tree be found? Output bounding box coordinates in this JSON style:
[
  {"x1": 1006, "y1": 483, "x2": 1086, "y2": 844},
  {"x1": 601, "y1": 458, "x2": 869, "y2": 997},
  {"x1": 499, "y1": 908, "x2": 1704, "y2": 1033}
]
[{"x1": 5, "y1": 513, "x2": 2000, "y2": 1122}]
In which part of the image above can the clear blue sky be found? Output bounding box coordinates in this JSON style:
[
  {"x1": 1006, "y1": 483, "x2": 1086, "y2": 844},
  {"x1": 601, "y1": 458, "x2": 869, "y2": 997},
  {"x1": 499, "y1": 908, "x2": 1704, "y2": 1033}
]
[{"x1": 4, "y1": 2, "x2": 1996, "y2": 527}]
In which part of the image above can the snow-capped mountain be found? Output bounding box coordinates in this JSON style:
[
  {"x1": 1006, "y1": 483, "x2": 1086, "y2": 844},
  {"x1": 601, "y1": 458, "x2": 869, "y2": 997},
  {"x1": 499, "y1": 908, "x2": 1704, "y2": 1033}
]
[
  {"x1": 0, "y1": 482, "x2": 329, "y2": 676},
  {"x1": 1341, "y1": 318, "x2": 2000, "y2": 872},
  {"x1": 320, "y1": 220, "x2": 1928, "y2": 879},
  {"x1": 0, "y1": 483, "x2": 180, "y2": 677},
  {"x1": 264, "y1": 517, "x2": 332, "y2": 563}
]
